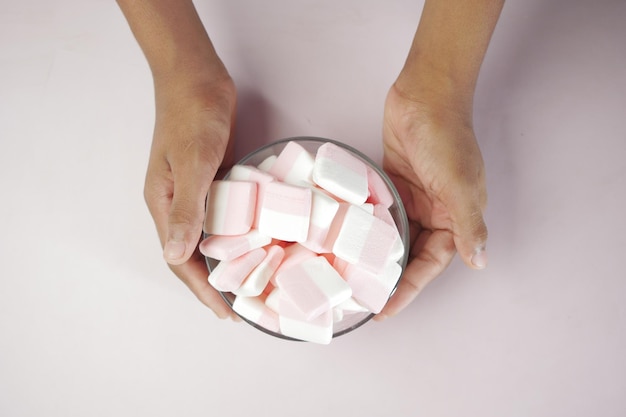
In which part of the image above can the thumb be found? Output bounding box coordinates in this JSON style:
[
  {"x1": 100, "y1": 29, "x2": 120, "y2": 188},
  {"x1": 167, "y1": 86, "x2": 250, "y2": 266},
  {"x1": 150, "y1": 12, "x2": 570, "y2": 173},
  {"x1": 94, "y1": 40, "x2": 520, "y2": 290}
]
[
  {"x1": 448, "y1": 188, "x2": 489, "y2": 270},
  {"x1": 163, "y1": 164, "x2": 216, "y2": 265}
]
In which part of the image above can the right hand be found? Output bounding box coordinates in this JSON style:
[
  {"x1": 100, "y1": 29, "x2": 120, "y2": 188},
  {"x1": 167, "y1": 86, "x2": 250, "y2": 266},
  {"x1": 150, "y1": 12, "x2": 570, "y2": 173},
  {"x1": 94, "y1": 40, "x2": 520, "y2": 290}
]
[{"x1": 144, "y1": 73, "x2": 237, "y2": 319}]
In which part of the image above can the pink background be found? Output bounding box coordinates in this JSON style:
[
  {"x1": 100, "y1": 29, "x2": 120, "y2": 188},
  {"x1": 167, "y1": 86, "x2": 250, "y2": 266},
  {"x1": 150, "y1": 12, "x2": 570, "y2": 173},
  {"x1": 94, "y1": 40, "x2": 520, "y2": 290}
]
[{"x1": 1, "y1": 0, "x2": 625, "y2": 416}]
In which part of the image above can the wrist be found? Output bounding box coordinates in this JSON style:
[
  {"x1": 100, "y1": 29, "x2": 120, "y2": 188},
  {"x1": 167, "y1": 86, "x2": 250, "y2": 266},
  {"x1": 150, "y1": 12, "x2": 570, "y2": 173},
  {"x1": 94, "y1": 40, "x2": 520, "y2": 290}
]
[
  {"x1": 152, "y1": 55, "x2": 233, "y2": 100},
  {"x1": 392, "y1": 69, "x2": 474, "y2": 125}
]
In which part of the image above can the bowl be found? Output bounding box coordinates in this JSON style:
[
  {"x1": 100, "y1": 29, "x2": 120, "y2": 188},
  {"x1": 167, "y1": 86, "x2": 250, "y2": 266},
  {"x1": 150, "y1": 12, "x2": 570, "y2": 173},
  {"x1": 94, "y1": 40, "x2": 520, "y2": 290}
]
[{"x1": 204, "y1": 136, "x2": 409, "y2": 341}]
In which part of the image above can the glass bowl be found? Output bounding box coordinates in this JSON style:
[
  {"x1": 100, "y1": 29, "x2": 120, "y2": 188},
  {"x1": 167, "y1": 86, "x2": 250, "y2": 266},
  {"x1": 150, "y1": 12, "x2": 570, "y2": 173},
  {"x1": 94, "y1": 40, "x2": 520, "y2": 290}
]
[{"x1": 204, "y1": 136, "x2": 409, "y2": 341}]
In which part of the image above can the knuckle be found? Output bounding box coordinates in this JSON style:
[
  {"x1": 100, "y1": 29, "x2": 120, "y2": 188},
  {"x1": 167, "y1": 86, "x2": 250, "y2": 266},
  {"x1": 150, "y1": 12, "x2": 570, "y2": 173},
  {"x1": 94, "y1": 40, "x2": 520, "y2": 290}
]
[{"x1": 168, "y1": 203, "x2": 202, "y2": 228}]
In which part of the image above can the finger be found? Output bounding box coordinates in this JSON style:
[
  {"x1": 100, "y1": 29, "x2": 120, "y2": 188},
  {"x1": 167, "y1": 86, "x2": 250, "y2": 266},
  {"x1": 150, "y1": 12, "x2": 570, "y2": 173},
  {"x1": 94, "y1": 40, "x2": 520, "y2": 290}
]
[
  {"x1": 375, "y1": 229, "x2": 456, "y2": 320},
  {"x1": 144, "y1": 163, "x2": 235, "y2": 320},
  {"x1": 164, "y1": 137, "x2": 226, "y2": 265},
  {"x1": 447, "y1": 182, "x2": 489, "y2": 270},
  {"x1": 170, "y1": 249, "x2": 234, "y2": 319}
]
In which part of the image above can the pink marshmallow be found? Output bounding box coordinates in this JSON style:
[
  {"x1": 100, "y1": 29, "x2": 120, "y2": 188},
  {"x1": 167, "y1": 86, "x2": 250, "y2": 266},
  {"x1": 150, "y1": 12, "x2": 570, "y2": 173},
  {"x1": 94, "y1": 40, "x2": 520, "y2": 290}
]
[
  {"x1": 336, "y1": 297, "x2": 369, "y2": 313},
  {"x1": 208, "y1": 247, "x2": 267, "y2": 292},
  {"x1": 320, "y1": 202, "x2": 351, "y2": 251},
  {"x1": 275, "y1": 256, "x2": 352, "y2": 320},
  {"x1": 199, "y1": 229, "x2": 271, "y2": 261},
  {"x1": 232, "y1": 295, "x2": 280, "y2": 333},
  {"x1": 258, "y1": 182, "x2": 312, "y2": 242},
  {"x1": 233, "y1": 245, "x2": 285, "y2": 297},
  {"x1": 271, "y1": 243, "x2": 318, "y2": 285},
  {"x1": 278, "y1": 294, "x2": 333, "y2": 344},
  {"x1": 264, "y1": 287, "x2": 281, "y2": 313},
  {"x1": 204, "y1": 180, "x2": 257, "y2": 236},
  {"x1": 312, "y1": 142, "x2": 368, "y2": 205},
  {"x1": 332, "y1": 204, "x2": 403, "y2": 274},
  {"x1": 373, "y1": 203, "x2": 395, "y2": 226},
  {"x1": 366, "y1": 165, "x2": 394, "y2": 208},
  {"x1": 268, "y1": 141, "x2": 315, "y2": 185},
  {"x1": 229, "y1": 164, "x2": 276, "y2": 228},
  {"x1": 332, "y1": 256, "x2": 350, "y2": 277},
  {"x1": 300, "y1": 188, "x2": 340, "y2": 253},
  {"x1": 372, "y1": 204, "x2": 404, "y2": 263},
  {"x1": 342, "y1": 261, "x2": 402, "y2": 313},
  {"x1": 229, "y1": 164, "x2": 276, "y2": 183}
]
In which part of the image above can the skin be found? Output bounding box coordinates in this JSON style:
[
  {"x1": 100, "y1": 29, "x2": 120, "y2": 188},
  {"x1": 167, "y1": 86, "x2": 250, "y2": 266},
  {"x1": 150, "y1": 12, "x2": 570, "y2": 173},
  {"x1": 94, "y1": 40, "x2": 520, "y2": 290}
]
[
  {"x1": 377, "y1": 0, "x2": 504, "y2": 319},
  {"x1": 117, "y1": 0, "x2": 503, "y2": 321}
]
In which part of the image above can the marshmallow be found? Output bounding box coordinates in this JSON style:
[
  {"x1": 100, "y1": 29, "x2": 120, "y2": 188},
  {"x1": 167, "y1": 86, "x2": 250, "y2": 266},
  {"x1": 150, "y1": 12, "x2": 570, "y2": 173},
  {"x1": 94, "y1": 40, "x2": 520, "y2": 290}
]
[
  {"x1": 208, "y1": 247, "x2": 267, "y2": 292},
  {"x1": 257, "y1": 155, "x2": 277, "y2": 172},
  {"x1": 271, "y1": 243, "x2": 318, "y2": 285},
  {"x1": 279, "y1": 295, "x2": 333, "y2": 344},
  {"x1": 372, "y1": 204, "x2": 404, "y2": 263},
  {"x1": 333, "y1": 307, "x2": 344, "y2": 323},
  {"x1": 336, "y1": 297, "x2": 369, "y2": 313},
  {"x1": 366, "y1": 165, "x2": 394, "y2": 208},
  {"x1": 332, "y1": 204, "x2": 403, "y2": 274},
  {"x1": 233, "y1": 295, "x2": 280, "y2": 333},
  {"x1": 258, "y1": 182, "x2": 312, "y2": 242},
  {"x1": 312, "y1": 142, "x2": 368, "y2": 205},
  {"x1": 204, "y1": 180, "x2": 257, "y2": 236},
  {"x1": 320, "y1": 202, "x2": 351, "y2": 251},
  {"x1": 342, "y1": 261, "x2": 402, "y2": 313},
  {"x1": 276, "y1": 256, "x2": 352, "y2": 320},
  {"x1": 300, "y1": 188, "x2": 340, "y2": 253},
  {"x1": 229, "y1": 164, "x2": 276, "y2": 183},
  {"x1": 229, "y1": 164, "x2": 276, "y2": 227},
  {"x1": 268, "y1": 141, "x2": 315, "y2": 185},
  {"x1": 361, "y1": 203, "x2": 374, "y2": 215},
  {"x1": 199, "y1": 229, "x2": 272, "y2": 261},
  {"x1": 233, "y1": 245, "x2": 285, "y2": 297},
  {"x1": 332, "y1": 256, "x2": 350, "y2": 277},
  {"x1": 265, "y1": 287, "x2": 281, "y2": 313},
  {"x1": 373, "y1": 203, "x2": 395, "y2": 226}
]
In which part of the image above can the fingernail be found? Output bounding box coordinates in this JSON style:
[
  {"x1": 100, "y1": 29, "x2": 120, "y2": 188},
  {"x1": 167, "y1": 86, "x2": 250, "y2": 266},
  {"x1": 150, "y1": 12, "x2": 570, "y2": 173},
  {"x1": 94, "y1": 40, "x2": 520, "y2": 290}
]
[
  {"x1": 471, "y1": 248, "x2": 488, "y2": 269},
  {"x1": 163, "y1": 239, "x2": 186, "y2": 262}
]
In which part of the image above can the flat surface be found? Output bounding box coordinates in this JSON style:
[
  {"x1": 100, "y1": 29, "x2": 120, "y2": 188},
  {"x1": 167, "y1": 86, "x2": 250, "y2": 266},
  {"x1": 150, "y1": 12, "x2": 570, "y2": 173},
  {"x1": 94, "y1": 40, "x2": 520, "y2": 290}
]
[{"x1": 1, "y1": 0, "x2": 625, "y2": 416}]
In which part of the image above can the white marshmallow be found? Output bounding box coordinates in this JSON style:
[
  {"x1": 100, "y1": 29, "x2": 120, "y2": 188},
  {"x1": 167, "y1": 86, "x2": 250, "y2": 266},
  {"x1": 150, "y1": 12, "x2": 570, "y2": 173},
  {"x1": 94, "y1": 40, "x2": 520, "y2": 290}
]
[
  {"x1": 268, "y1": 141, "x2": 315, "y2": 185},
  {"x1": 332, "y1": 204, "x2": 403, "y2": 274},
  {"x1": 265, "y1": 287, "x2": 281, "y2": 313},
  {"x1": 343, "y1": 261, "x2": 403, "y2": 314},
  {"x1": 208, "y1": 247, "x2": 267, "y2": 292},
  {"x1": 257, "y1": 155, "x2": 277, "y2": 172},
  {"x1": 336, "y1": 297, "x2": 369, "y2": 313},
  {"x1": 199, "y1": 229, "x2": 272, "y2": 261},
  {"x1": 312, "y1": 142, "x2": 368, "y2": 205},
  {"x1": 258, "y1": 182, "x2": 312, "y2": 242},
  {"x1": 233, "y1": 245, "x2": 285, "y2": 297},
  {"x1": 279, "y1": 295, "x2": 333, "y2": 344},
  {"x1": 300, "y1": 188, "x2": 340, "y2": 253},
  {"x1": 204, "y1": 180, "x2": 257, "y2": 236},
  {"x1": 233, "y1": 295, "x2": 280, "y2": 333}
]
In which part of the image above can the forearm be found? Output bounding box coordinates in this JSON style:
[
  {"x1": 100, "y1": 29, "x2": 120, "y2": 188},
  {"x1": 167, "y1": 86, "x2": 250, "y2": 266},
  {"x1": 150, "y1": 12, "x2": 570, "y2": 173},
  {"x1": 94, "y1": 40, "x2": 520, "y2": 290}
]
[
  {"x1": 116, "y1": 0, "x2": 229, "y2": 88},
  {"x1": 397, "y1": 0, "x2": 504, "y2": 111}
]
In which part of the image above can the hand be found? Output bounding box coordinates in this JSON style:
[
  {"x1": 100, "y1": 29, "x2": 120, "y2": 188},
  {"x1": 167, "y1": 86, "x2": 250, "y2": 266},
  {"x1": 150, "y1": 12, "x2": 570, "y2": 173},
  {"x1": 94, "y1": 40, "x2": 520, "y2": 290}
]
[
  {"x1": 377, "y1": 81, "x2": 488, "y2": 319},
  {"x1": 144, "y1": 74, "x2": 237, "y2": 319}
]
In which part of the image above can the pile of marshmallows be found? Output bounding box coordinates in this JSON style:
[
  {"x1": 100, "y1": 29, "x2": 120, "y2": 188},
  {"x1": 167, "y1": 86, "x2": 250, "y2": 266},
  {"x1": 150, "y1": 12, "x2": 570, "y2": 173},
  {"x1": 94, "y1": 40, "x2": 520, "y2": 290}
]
[{"x1": 200, "y1": 141, "x2": 405, "y2": 344}]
